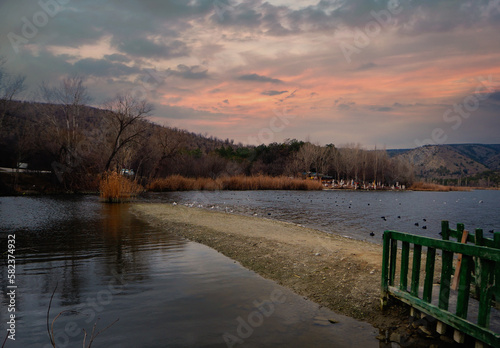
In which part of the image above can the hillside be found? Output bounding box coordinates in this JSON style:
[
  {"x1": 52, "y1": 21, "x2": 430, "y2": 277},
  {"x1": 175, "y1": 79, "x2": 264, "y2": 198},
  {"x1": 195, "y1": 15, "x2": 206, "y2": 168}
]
[
  {"x1": 0, "y1": 99, "x2": 498, "y2": 193},
  {"x1": 391, "y1": 144, "x2": 500, "y2": 184}
]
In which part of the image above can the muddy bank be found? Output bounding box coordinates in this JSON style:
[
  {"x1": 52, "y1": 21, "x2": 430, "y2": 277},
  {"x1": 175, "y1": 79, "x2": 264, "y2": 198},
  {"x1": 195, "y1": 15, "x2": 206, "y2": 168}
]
[{"x1": 131, "y1": 204, "x2": 457, "y2": 347}]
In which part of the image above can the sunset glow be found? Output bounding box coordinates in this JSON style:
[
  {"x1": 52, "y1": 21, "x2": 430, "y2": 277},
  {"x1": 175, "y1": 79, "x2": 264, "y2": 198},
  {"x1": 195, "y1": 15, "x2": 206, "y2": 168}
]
[{"x1": 1, "y1": 0, "x2": 499, "y2": 148}]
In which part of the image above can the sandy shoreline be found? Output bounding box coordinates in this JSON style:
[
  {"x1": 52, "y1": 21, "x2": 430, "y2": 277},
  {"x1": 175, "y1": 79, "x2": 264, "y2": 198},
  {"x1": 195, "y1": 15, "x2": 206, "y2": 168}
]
[{"x1": 131, "y1": 204, "x2": 416, "y2": 327}]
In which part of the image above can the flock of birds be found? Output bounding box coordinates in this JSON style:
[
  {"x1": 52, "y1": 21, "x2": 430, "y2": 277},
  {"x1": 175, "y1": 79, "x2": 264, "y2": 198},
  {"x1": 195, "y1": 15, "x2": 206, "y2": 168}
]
[{"x1": 170, "y1": 195, "x2": 494, "y2": 238}]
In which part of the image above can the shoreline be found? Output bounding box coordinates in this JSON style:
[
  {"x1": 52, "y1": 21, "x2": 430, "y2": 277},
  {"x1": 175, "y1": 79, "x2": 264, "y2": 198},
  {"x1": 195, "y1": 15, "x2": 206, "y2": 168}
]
[{"x1": 130, "y1": 203, "x2": 446, "y2": 346}]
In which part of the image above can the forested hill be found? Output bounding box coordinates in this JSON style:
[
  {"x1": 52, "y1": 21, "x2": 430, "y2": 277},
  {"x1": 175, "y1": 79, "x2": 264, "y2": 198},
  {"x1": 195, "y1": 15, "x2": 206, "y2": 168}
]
[
  {"x1": 0, "y1": 99, "x2": 415, "y2": 191},
  {"x1": 0, "y1": 100, "x2": 231, "y2": 172},
  {"x1": 0, "y1": 99, "x2": 498, "y2": 192},
  {"x1": 388, "y1": 144, "x2": 500, "y2": 185}
]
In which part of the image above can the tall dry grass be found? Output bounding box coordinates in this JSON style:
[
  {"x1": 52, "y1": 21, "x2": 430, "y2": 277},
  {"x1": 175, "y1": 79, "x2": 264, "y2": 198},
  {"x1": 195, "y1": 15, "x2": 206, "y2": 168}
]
[
  {"x1": 99, "y1": 171, "x2": 143, "y2": 202},
  {"x1": 409, "y1": 182, "x2": 471, "y2": 192},
  {"x1": 147, "y1": 175, "x2": 323, "y2": 191}
]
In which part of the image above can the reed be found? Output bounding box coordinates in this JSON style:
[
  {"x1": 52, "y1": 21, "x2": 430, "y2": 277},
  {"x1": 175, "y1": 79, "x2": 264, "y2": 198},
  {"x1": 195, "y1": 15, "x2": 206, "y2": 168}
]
[
  {"x1": 409, "y1": 182, "x2": 471, "y2": 192},
  {"x1": 147, "y1": 175, "x2": 323, "y2": 191},
  {"x1": 99, "y1": 171, "x2": 143, "y2": 202}
]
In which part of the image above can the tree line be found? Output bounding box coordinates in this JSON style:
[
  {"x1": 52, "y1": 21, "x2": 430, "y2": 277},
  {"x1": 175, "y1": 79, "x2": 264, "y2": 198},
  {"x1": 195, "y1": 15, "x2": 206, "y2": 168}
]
[{"x1": 0, "y1": 66, "x2": 415, "y2": 192}]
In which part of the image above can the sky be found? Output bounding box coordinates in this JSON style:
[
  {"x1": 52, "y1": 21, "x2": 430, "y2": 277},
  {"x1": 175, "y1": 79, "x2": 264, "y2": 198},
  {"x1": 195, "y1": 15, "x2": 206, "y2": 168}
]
[{"x1": 1, "y1": 0, "x2": 500, "y2": 149}]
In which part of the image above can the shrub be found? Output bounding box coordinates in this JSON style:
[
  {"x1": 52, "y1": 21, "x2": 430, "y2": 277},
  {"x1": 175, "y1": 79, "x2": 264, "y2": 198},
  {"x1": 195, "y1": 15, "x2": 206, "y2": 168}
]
[{"x1": 99, "y1": 171, "x2": 143, "y2": 202}]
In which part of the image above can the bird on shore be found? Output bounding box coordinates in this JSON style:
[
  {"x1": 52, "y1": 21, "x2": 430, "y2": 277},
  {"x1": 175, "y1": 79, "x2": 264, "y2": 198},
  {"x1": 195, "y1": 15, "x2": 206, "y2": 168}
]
[{"x1": 370, "y1": 232, "x2": 375, "y2": 237}]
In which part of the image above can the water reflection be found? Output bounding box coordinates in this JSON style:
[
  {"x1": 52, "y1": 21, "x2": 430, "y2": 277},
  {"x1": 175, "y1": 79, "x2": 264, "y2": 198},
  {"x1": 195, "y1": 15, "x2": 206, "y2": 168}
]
[{"x1": 0, "y1": 197, "x2": 379, "y2": 347}]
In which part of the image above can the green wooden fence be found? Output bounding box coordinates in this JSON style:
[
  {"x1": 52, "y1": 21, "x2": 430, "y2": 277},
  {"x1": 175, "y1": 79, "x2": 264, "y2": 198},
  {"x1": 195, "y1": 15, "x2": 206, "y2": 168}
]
[{"x1": 381, "y1": 223, "x2": 500, "y2": 347}]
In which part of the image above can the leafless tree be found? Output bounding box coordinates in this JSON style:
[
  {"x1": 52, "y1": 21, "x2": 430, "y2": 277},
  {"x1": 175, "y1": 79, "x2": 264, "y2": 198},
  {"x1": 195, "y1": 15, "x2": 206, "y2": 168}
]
[
  {"x1": 294, "y1": 142, "x2": 317, "y2": 174},
  {"x1": 150, "y1": 126, "x2": 183, "y2": 178},
  {"x1": 314, "y1": 144, "x2": 334, "y2": 178},
  {"x1": 39, "y1": 75, "x2": 91, "y2": 168},
  {"x1": 103, "y1": 94, "x2": 153, "y2": 171},
  {"x1": 0, "y1": 57, "x2": 26, "y2": 128}
]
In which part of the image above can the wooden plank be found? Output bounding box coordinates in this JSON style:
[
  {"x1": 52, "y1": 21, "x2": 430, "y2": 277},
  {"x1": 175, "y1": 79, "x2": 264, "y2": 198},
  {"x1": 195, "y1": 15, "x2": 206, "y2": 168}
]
[
  {"x1": 494, "y1": 233, "x2": 500, "y2": 305},
  {"x1": 380, "y1": 231, "x2": 391, "y2": 308},
  {"x1": 440, "y1": 250, "x2": 454, "y2": 310},
  {"x1": 423, "y1": 247, "x2": 436, "y2": 303},
  {"x1": 452, "y1": 230, "x2": 469, "y2": 291},
  {"x1": 436, "y1": 321, "x2": 447, "y2": 334},
  {"x1": 388, "y1": 287, "x2": 500, "y2": 347},
  {"x1": 456, "y1": 223, "x2": 465, "y2": 241},
  {"x1": 400, "y1": 241, "x2": 410, "y2": 291},
  {"x1": 475, "y1": 228, "x2": 484, "y2": 247},
  {"x1": 478, "y1": 259, "x2": 495, "y2": 328},
  {"x1": 475, "y1": 229, "x2": 484, "y2": 296},
  {"x1": 456, "y1": 255, "x2": 472, "y2": 319},
  {"x1": 454, "y1": 330, "x2": 465, "y2": 344},
  {"x1": 411, "y1": 244, "x2": 422, "y2": 297},
  {"x1": 442, "y1": 220, "x2": 450, "y2": 240},
  {"x1": 389, "y1": 239, "x2": 397, "y2": 286}
]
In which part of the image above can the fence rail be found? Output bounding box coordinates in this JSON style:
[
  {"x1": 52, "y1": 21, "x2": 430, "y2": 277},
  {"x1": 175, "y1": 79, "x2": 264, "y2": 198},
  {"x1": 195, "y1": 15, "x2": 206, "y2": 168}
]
[{"x1": 381, "y1": 224, "x2": 500, "y2": 347}]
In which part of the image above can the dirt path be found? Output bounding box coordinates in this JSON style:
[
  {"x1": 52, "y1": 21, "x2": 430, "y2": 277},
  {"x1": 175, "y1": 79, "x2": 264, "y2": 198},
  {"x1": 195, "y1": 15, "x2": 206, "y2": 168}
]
[{"x1": 131, "y1": 204, "x2": 457, "y2": 347}]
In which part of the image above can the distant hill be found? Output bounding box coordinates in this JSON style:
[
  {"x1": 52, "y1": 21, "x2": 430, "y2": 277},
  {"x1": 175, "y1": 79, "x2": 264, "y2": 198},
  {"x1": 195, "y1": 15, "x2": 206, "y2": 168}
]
[{"x1": 389, "y1": 144, "x2": 500, "y2": 182}]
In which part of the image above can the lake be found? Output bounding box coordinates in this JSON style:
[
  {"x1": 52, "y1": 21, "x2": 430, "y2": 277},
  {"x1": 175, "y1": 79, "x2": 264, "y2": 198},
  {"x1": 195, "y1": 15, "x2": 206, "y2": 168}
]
[
  {"x1": 145, "y1": 189, "x2": 500, "y2": 242},
  {"x1": 0, "y1": 195, "x2": 378, "y2": 347},
  {"x1": 1, "y1": 189, "x2": 498, "y2": 347}
]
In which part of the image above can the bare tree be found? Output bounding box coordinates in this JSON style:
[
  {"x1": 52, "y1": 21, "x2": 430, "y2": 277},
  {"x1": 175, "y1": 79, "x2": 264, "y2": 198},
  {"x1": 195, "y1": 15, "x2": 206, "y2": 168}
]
[
  {"x1": 103, "y1": 94, "x2": 153, "y2": 171},
  {"x1": 150, "y1": 126, "x2": 182, "y2": 178},
  {"x1": 315, "y1": 145, "x2": 334, "y2": 178},
  {"x1": 0, "y1": 57, "x2": 26, "y2": 128},
  {"x1": 294, "y1": 142, "x2": 317, "y2": 174},
  {"x1": 39, "y1": 75, "x2": 91, "y2": 168}
]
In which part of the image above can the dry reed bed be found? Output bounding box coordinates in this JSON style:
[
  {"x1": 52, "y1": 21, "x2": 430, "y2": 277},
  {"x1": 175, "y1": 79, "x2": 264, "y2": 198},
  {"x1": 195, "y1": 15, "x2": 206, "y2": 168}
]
[
  {"x1": 147, "y1": 175, "x2": 323, "y2": 191},
  {"x1": 99, "y1": 171, "x2": 143, "y2": 202},
  {"x1": 409, "y1": 182, "x2": 471, "y2": 192}
]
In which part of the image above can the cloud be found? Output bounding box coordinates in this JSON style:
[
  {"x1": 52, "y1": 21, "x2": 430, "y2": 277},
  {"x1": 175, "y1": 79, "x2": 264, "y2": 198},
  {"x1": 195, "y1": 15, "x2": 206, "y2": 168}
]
[
  {"x1": 1, "y1": 0, "x2": 500, "y2": 148},
  {"x1": 117, "y1": 39, "x2": 189, "y2": 59},
  {"x1": 237, "y1": 73, "x2": 283, "y2": 84},
  {"x1": 278, "y1": 89, "x2": 297, "y2": 102},
  {"x1": 337, "y1": 102, "x2": 355, "y2": 111},
  {"x1": 104, "y1": 54, "x2": 131, "y2": 63},
  {"x1": 369, "y1": 106, "x2": 393, "y2": 112},
  {"x1": 489, "y1": 91, "x2": 500, "y2": 102},
  {"x1": 73, "y1": 58, "x2": 140, "y2": 77},
  {"x1": 261, "y1": 90, "x2": 288, "y2": 96},
  {"x1": 334, "y1": 98, "x2": 356, "y2": 111},
  {"x1": 167, "y1": 64, "x2": 209, "y2": 79},
  {"x1": 356, "y1": 62, "x2": 377, "y2": 71}
]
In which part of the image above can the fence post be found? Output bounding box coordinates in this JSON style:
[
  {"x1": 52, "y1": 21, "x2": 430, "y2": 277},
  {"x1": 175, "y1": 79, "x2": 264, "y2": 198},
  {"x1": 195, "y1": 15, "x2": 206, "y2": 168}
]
[
  {"x1": 442, "y1": 220, "x2": 450, "y2": 240},
  {"x1": 381, "y1": 231, "x2": 391, "y2": 310},
  {"x1": 493, "y1": 232, "x2": 500, "y2": 306},
  {"x1": 411, "y1": 244, "x2": 422, "y2": 296}
]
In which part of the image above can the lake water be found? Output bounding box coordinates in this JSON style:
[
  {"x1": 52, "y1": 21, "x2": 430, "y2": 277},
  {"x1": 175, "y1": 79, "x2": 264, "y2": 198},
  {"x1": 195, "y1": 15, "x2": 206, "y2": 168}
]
[
  {"x1": 145, "y1": 189, "x2": 500, "y2": 242},
  {"x1": 0, "y1": 196, "x2": 378, "y2": 347}
]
